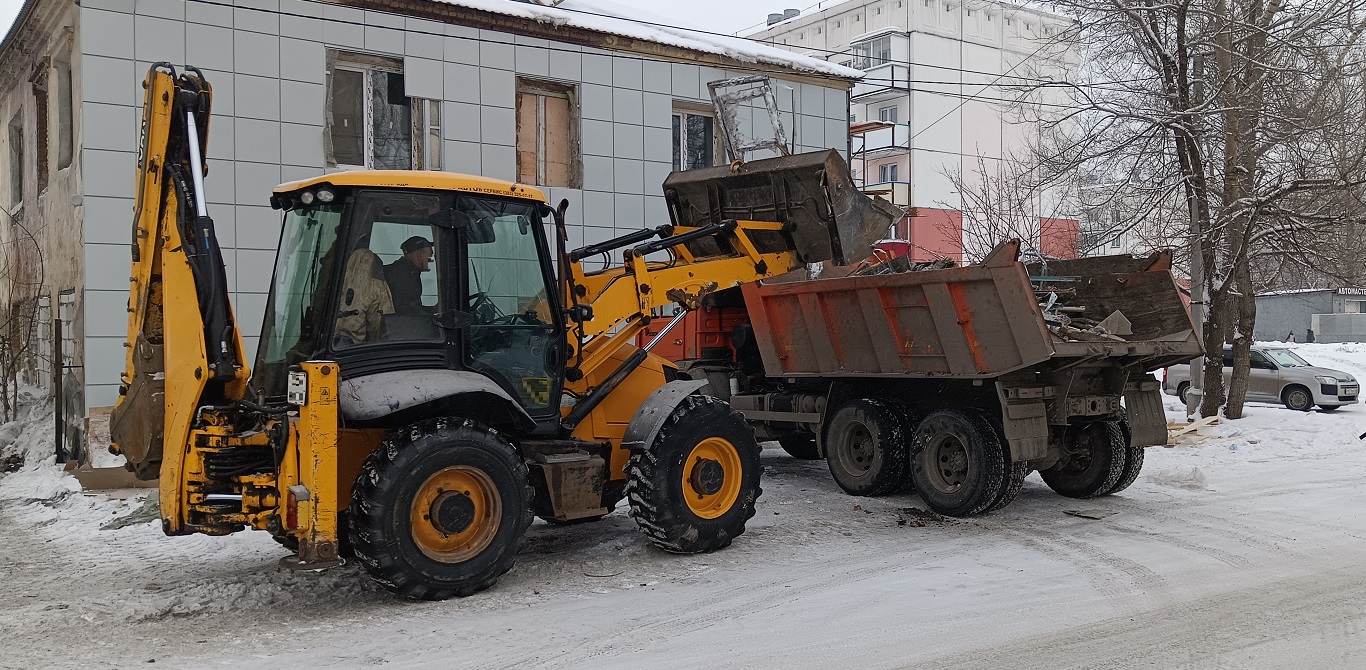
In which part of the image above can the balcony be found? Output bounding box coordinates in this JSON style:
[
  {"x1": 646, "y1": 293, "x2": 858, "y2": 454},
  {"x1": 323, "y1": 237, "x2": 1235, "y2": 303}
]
[
  {"x1": 851, "y1": 122, "x2": 911, "y2": 158},
  {"x1": 851, "y1": 63, "x2": 910, "y2": 103}
]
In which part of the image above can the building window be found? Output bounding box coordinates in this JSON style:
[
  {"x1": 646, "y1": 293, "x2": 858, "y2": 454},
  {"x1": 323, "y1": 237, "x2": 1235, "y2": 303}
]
[
  {"x1": 516, "y1": 79, "x2": 578, "y2": 187},
  {"x1": 851, "y1": 35, "x2": 892, "y2": 69},
  {"x1": 55, "y1": 57, "x2": 72, "y2": 170},
  {"x1": 32, "y1": 74, "x2": 48, "y2": 194},
  {"x1": 879, "y1": 163, "x2": 898, "y2": 182},
  {"x1": 8, "y1": 111, "x2": 22, "y2": 211},
  {"x1": 672, "y1": 110, "x2": 714, "y2": 171},
  {"x1": 878, "y1": 106, "x2": 898, "y2": 123},
  {"x1": 1110, "y1": 236, "x2": 1122, "y2": 248},
  {"x1": 412, "y1": 99, "x2": 442, "y2": 171},
  {"x1": 327, "y1": 53, "x2": 418, "y2": 170}
]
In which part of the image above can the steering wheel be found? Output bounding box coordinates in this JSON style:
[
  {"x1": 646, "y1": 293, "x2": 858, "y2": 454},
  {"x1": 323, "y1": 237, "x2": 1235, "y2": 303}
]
[
  {"x1": 491, "y1": 312, "x2": 542, "y2": 326},
  {"x1": 470, "y1": 292, "x2": 499, "y2": 324}
]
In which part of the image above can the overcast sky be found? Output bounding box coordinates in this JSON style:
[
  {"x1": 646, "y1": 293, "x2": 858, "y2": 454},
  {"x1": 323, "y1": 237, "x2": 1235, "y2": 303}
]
[{"x1": 0, "y1": 0, "x2": 831, "y2": 38}]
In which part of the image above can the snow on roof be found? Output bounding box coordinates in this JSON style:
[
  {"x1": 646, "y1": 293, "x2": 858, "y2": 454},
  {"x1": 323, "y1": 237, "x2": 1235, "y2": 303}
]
[
  {"x1": 1257, "y1": 288, "x2": 1334, "y2": 296},
  {"x1": 433, "y1": 0, "x2": 864, "y2": 79}
]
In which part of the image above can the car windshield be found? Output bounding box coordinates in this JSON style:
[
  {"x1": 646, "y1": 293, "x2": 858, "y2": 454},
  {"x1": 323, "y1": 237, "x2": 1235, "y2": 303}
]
[{"x1": 1265, "y1": 349, "x2": 1310, "y2": 367}]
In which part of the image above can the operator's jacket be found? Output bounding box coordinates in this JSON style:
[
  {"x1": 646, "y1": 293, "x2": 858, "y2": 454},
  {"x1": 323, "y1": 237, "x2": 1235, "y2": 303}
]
[
  {"x1": 335, "y1": 249, "x2": 394, "y2": 345},
  {"x1": 384, "y1": 256, "x2": 425, "y2": 315}
]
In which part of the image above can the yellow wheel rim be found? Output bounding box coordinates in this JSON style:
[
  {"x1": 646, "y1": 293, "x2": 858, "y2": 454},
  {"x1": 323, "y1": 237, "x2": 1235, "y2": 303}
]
[
  {"x1": 682, "y1": 437, "x2": 744, "y2": 520},
  {"x1": 409, "y1": 466, "x2": 501, "y2": 563}
]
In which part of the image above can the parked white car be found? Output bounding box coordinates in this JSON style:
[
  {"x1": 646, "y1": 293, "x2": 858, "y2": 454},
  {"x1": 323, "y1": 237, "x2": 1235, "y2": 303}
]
[{"x1": 1163, "y1": 346, "x2": 1359, "y2": 411}]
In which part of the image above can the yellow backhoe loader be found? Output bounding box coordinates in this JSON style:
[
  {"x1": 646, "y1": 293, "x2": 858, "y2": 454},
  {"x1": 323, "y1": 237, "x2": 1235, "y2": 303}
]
[{"x1": 109, "y1": 65, "x2": 894, "y2": 599}]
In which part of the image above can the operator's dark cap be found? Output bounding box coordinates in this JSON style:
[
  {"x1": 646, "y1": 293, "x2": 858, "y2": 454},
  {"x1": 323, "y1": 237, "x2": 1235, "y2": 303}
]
[{"x1": 401, "y1": 236, "x2": 433, "y2": 254}]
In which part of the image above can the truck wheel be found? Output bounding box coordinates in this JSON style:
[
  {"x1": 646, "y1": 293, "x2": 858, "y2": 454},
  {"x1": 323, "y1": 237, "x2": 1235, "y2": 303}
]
[
  {"x1": 1177, "y1": 382, "x2": 1192, "y2": 406},
  {"x1": 824, "y1": 399, "x2": 910, "y2": 497},
  {"x1": 909, "y1": 409, "x2": 1006, "y2": 517},
  {"x1": 349, "y1": 418, "x2": 532, "y2": 600},
  {"x1": 1283, "y1": 385, "x2": 1314, "y2": 412},
  {"x1": 977, "y1": 410, "x2": 1026, "y2": 514},
  {"x1": 626, "y1": 395, "x2": 762, "y2": 554},
  {"x1": 1041, "y1": 421, "x2": 1126, "y2": 499},
  {"x1": 778, "y1": 435, "x2": 821, "y2": 460}
]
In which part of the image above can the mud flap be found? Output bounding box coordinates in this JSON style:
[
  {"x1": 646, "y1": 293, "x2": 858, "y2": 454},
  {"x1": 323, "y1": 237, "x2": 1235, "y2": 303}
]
[
  {"x1": 1123, "y1": 387, "x2": 1168, "y2": 447},
  {"x1": 621, "y1": 379, "x2": 710, "y2": 453}
]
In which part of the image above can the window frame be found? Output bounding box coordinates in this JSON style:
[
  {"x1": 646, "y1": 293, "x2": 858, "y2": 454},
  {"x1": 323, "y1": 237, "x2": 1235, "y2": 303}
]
[
  {"x1": 515, "y1": 78, "x2": 581, "y2": 188},
  {"x1": 879, "y1": 162, "x2": 898, "y2": 183},
  {"x1": 8, "y1": 110, "x2": 23, "y2": 214},
  {"x1": 671, "y1": 104, "x2": 719, "y2": 172}
]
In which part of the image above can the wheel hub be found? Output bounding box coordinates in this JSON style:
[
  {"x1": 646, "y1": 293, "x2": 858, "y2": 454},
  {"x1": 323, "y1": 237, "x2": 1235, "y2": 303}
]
[
  {"x1": 431, "y1": 491, "x2": 476, "y2": 535},
  {"x1": 689, "y1": 458, "x2": 725, "y2": 496}
]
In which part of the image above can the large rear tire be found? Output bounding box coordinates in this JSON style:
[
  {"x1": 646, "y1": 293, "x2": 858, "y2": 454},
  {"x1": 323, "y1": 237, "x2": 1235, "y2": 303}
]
[
  {"x1": 1040, "y1": 421, "x2": 1126, "y2": 499},
  {"x1": 824, "y1": 399, "x2": 911, "y2": 497},
  {"x1": 909, "y1": 409, "x2": 1006, "y2": 517},
  {"x1": 626, "y1": 395, "x2": 762, "y2": 554},
  {"x1": 349, "y1": 418, "x2": 532, "y2": 600},
  {"x1": 1103, "y1": 417, "x2": 1145, "y2": 495}
]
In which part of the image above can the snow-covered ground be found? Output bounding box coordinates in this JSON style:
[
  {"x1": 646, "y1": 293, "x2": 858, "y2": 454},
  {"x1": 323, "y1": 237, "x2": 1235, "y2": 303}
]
[{"x1": 5, "y1": 344, "x2": 1366, "y2": 669}]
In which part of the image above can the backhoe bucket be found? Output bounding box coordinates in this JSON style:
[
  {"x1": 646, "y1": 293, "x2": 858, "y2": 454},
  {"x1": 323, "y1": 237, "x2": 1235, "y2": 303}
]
[{"x1": 662, "y1": 149, "x2": 899, "y2": 266}]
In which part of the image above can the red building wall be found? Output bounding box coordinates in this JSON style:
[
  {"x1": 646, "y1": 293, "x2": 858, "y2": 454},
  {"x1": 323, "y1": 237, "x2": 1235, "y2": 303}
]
[{"x1": 1040, "y1": 217, "x2": 1081, "y2": 259}]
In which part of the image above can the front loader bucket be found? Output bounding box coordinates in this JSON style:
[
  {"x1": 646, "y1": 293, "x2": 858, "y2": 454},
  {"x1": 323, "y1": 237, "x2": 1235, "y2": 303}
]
[{"x1": 662, "y1": 149, "x2": 898, "y2": 266}]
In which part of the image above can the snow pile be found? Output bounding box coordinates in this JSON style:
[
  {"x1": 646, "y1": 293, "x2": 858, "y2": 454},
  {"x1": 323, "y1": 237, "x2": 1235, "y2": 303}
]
[
  {"x1": 1146, "y1": 466, "x2": 1208, "y2": 490},
  {"x1": 0, "y1": 392, "x2": 78, "y2": 503},
  {"x1": 432, "y1": 0, "x2": 863, "y2": 78}
]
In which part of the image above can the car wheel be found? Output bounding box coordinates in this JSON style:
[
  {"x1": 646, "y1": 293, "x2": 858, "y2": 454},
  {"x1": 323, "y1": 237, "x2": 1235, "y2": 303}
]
[
  {"x1": 1282, "y1": 385, "x2": 1313, "y2": 412},
  {"x1": 1176, "y1": 382, "x2": 1192, "y2": 406}
]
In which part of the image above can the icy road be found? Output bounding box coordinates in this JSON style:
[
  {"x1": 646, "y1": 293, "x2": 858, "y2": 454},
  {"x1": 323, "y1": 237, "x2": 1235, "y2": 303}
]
[{"x1": 4, "y1": 343, "x2": 1366, "y2": 669}]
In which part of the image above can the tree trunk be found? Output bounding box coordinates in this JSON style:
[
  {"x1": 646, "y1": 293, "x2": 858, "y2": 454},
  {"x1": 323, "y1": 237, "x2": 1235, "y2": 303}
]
[
  {"x1": 1225, "y1": 258, "x2": 1257, "y2": 419},
  {"x1": 1201, "y1": 282, "x2": 1230, "y2": 417}
]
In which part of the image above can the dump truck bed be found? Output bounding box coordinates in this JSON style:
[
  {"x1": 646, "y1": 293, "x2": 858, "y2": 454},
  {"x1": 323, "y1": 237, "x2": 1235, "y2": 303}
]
[{"x1": 740, "y1": 240, "x2": 1201, "y2": 379}]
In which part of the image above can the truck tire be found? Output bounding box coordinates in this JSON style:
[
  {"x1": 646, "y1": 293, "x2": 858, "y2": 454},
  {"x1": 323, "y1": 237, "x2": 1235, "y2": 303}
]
[
  {"x1": 908, "y1": 409, "x2": 1006, "y2": 517},
  {"x1": 824, "y1": 399, "x2": 911, "y2": 497},
  {"x1": 778, "y1": 435, "x2": 821, "y2": 460},
  {"x1": 1282, "y1": 385, "x2": 1314, "y2": 412},
  {"x1": 1102, "y1": 417, "x2": 1144, "y2": 496},
  {"x1": 626, "y1": 395, "x2": 762, "y2": 554},
  {"x1": 349, "y1": 418, "x2": 533, "y2": 600},
  {"x1": 975, "y1": 409, "x2": 1024, "y2": 514},
  {"x1": 1041, "y1": 421, "x2": 1126, "y2": 499}
]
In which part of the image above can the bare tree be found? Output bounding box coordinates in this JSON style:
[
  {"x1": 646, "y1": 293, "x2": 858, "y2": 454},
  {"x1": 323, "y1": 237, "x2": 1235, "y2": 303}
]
[
  {"x1": 0, "y1": 210, "x2": 45, "y2": 423},
  {"x1": 941, "y1": 152, "x2": 1083, "y2": 263}
]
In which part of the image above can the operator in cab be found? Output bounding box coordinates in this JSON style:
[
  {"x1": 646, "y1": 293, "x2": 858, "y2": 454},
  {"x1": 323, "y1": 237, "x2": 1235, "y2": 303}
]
[{"x1": 385, "y1": 235, "x2": 434, "y2": 315}]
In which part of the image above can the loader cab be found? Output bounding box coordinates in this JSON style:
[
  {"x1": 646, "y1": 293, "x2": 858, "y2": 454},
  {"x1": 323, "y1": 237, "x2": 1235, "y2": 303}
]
[{"x1": 256, "y1": 173, "x2": 566, "y2": 424}]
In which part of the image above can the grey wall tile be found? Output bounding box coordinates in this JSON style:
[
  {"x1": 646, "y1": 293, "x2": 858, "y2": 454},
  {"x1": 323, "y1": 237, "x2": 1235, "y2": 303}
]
[
  {"x1": 614, "y1": 194, "x2": 644, "y2": 230},
  {"x1": 364, "y1": 8, "x2": 405, "y2": 28},
  {"x1": 82, "y1": 149, "x2": 135, "y2": 198},
  {"x1": 235, "y1": 0, "x2": 279, "y2": 35},
  {"x1": 613, "y1": 158, "x2": 642, "y2": 195},
  {"x1": 186, "y1": 23, "x2": 233, "y2": 71},
  {"x1": 643, "y1": 161, "x2": 671, "y2": 196},
  {"x1": 186, "y1": 0, "x2": 231, "y2": 27},
  {"x1": 235, "y1": 74, "x2": 279, "y2": 121},
  {"x1": 235, "y1": 205, "x2": 281, "y2": 249},
  {"x1": 582, "y1": 155, "x2": 612, "y2": 193},
  {"x1": 204, "y1": 158, "x2": 236, "y2": 204},
  {"x1": 322, "y1": 4, "x2": 365, "y2": 48},
  {"x1": 234, "y1": 30, "x2": 279, "y2": 78},
  {"x1": 84, "y1": 0, "x2": 133, "y2": 13},
  {"x1": 82, "y1": 103, "x2": 138, "y2": 153},
  {"x1": 671, "y1": 63, "x2": 699, "y2": 99},
  {"x1": 800, "y1": 83, "x2": 826, "y2": 117},
  {"x1": 481, "y1": 144, "x2": 515, "y2": 181},
  {"x1": 613, "y1": 89, "x2": 643, "y2": 126},
  {"x1": 443, "y1": 140, "x2": 481, "y2": 175},
  {"x1": 826, "y1": 118, "x2": 847, "y2": 151},
  {"x1": 136, "y1": 0, "x2": 184, "y2": 21},
  {"x1": 234, "y1": 162, "x2": 281, "y2": 205},
  {"x1": 237, "y1": 249, "x2": 278, "y2": 292},
  {"x1": 403, "y1": 57, "x2": 442, "y2": 100},
  {"x1": 581, "y1": 84, "x2": 611, "y2": 121},
  {"x1": 443, "y1": 102, "x2": 480, "y2": 143},
  {"x1": 643, "y1": 125, "x2": 671, "y2": 164},
  {"x1": 612, "y1": 57, "x2": 643, "y2": 89},
  {"x1": 86, "y1": 384, "x2": 120, "y2": 412},
  {"x1": 643, "y1": 92, "x2": 671, "y2": 129},
  {"x1": 548, "y1": 50, "x2": 581, "y2": 81},
  {"x1": 281, "y1": 166, "x2": 323, "y2": 183},
  {"x1": 280, "y1": 38, "x2": 324, "y2": 83},
  {"x1": 365, "y1": 26, "x2": 404, "y2": 55},
  {"x1": 405, "y1": 21, "x2": 444, "y2": 59},
  {"x1": 798, "y1": 114, "x2": 824, "y2": 151},
  {"x1": 281, "y1": 0, "x2": 324, "y2": 18},
  {"x1": 84, "y1": 242, "x2": 132, "y2": 289},
  {"x1": 81, "y1": 196, "x2": 135, "y2": 245},
  {"x1": 134, "y1": 15, "x2": 184, "y2": 64},
  {"x1": 581, "y1": 190, "x2": 614, "y2": 228},
  {"x1": 235, "y1": 294, "x2": 268, "y2": 343},
  {"x1": 644, "y1": 195, "x2": 668, "y2": 225},
  {"x1": 480, "y1": 104, "x2": 515, "y2": 146},
  {"x1": 84, "y1": 339, "x2": 128, "y2": 392},
  {"x1": 582, "y1": 53, "x2": 611, "y2": 85},
  {"x1": 81, "y1": 9, "x2": 134, "y2": 59},
  {"x1": 515, "y1": 44, "x2": 549, "y2": 77},
  {"x1": 826, "y1": 87, "x2": 847, "y2": 117},
  {"x1": 84, "y1": 289, "x2": 131, "y2": 337},
  {"x1": 479, "y1": 31, "x2": 514, "y2": 70},
  {"x1": 580, "y1": 119, "x2": 612, "y2": 157},
  {"x1": 280, "y1": 12, "x2": 323, "y2": 43},
  {"x1": 612, "y1": 124, "x2": 642, "y2": 160},
  {"x1": 444, "y1": 33, "x2": 478, "y2": 64},
  {"x1": 642, "y1": 61, "x2": 671, "y2": 95},
  {"x1": 82, "y1": 57, "x2": 137, "y2": 107},
  {"x1": 207, "y1": 204, "x2": 235, "y2": 248},
  {"x1": 235, "y1": 118, "x2": 281, "y2": 164},
  {"x1": 697, "y1": 68, "x2": 726, "y2": 99},
  {"x1": 480, "y1": 68, "x2": 514, "y2": 108},
  {"x1": 443, "y1": 63, "x2": 479, "y2": 104}
]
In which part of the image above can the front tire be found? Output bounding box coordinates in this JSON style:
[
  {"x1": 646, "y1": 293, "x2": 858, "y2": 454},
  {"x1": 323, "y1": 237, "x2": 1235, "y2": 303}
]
[
  {"x1": 909, "y1": 409, "x2": 1006, "y2": 517},
  {"x1": 1283, "y1": 385, "x2": 1314, "y2": 412},
  {"x1": 349, "y1": 418, "x2": 532, "y2": 600},
  {"x1": 824, "y1": 399, "x2": 912, "y2": 497},
  {"x1": 1041, "y1": 421, "x2": 1126, "y2": 499},
  {"x1": 626, "y1": 395, "x2": 762, "y2": 554}
]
